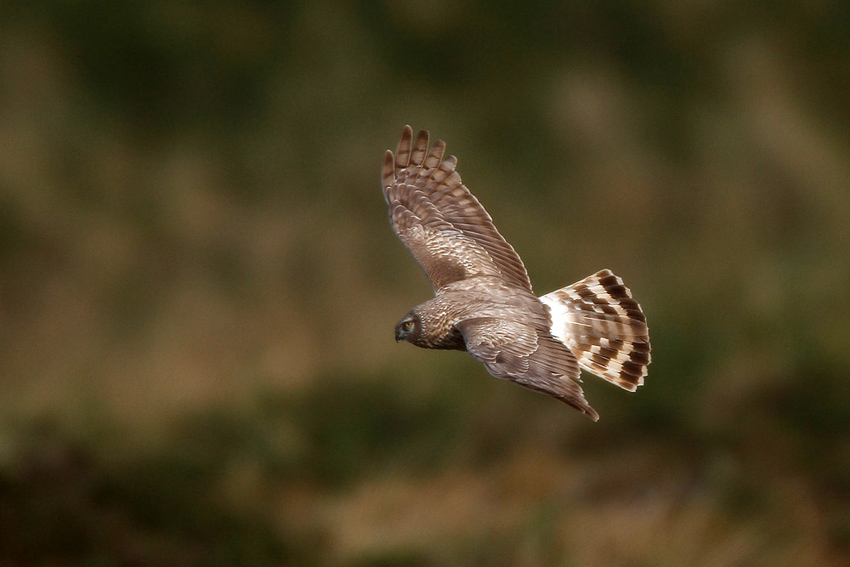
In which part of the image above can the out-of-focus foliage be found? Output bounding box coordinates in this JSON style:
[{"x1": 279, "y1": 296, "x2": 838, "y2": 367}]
[{"x1": 1, "y1": 1, "x2": 849, "y2": 565}]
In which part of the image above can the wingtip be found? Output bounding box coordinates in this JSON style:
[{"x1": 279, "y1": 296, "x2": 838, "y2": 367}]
[
  {"x1": 410, "y1": 129, "x2": 430, "y2": 166},
  {"x1": 382, "y1": 150, "x2": 395, "y2": 192},
  {"x1": 395, "y1": 125, "x2": 414, "y2": 170},
  {"x1": 555, "y1": 393, "x2": 600, "y2": 421},
  {"x1": 576, "y1": 399, "x2": 600, "y2": 421}
]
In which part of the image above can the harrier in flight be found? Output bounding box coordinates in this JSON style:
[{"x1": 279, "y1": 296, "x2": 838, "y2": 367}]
[{"x1": 384, "y1": 126, "x2": 650, "y2": 420}]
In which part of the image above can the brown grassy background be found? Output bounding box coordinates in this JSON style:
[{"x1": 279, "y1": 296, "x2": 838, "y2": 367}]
[{"x1": 1, "y1": 1, "x2": 849, "y2": 565}]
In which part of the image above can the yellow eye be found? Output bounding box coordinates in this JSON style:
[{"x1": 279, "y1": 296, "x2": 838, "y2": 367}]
[{"x1": 403, "y1": 320, "x2": 413, "y2": 330}]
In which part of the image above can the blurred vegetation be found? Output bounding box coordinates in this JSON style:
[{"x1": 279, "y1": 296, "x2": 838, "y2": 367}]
[{"x1": 1, "y1": 0, "x2": 849, "y2": 565}]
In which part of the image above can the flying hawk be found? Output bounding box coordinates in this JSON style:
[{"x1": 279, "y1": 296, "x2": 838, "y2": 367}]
[{"x1": 384, "y1": 126, "x2": 650, "y2": 420}]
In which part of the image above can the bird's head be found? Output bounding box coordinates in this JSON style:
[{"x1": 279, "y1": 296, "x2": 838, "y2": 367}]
[{"x1": 395, "y1": 311, "x2": 422, "y2": 344}]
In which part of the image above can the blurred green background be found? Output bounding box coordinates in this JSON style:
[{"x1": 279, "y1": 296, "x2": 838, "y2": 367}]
[{"x1": 1, "y1": 1, "x2": 849, "y2": 565}]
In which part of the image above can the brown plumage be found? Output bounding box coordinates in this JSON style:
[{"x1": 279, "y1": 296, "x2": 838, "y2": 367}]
[{"x1": 385, "y1": 126, "x2": 651, "y2": 420}]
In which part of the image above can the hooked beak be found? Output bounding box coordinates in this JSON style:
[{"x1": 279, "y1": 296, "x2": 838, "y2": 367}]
[{"x1": 395, "y1": 325, "x2": 403, "y2": 342}]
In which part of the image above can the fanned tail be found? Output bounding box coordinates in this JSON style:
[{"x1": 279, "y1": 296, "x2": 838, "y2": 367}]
[{"x1": 539, "y1": 270, "x2": 651, "y2": 391}]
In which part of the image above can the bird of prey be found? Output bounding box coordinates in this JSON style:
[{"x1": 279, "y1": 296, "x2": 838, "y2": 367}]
[{"x1": 384, "y1": 126, "x2": 650, "y2": 420}]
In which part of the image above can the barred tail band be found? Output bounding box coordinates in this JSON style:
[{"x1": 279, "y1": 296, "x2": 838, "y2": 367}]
[{"x1": 540, "y1": 270, "x2": 651, "y2": 391}]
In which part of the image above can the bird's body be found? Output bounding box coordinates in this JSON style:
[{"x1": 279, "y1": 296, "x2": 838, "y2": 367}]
[
  {"x1": 384, "y1": 126, "x2": 650, "y2": 420},
  {"x1": 398, "y1": 276, "x2": 546, "y2": 350}
]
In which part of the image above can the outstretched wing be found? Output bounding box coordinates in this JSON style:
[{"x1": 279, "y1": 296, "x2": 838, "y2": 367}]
[
  {"x1": 383, "y1": 126, "x2": 532, "y2": 294},
  {"x1": 457, "y1": 317, "x2": 599, "y2": 421}
]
